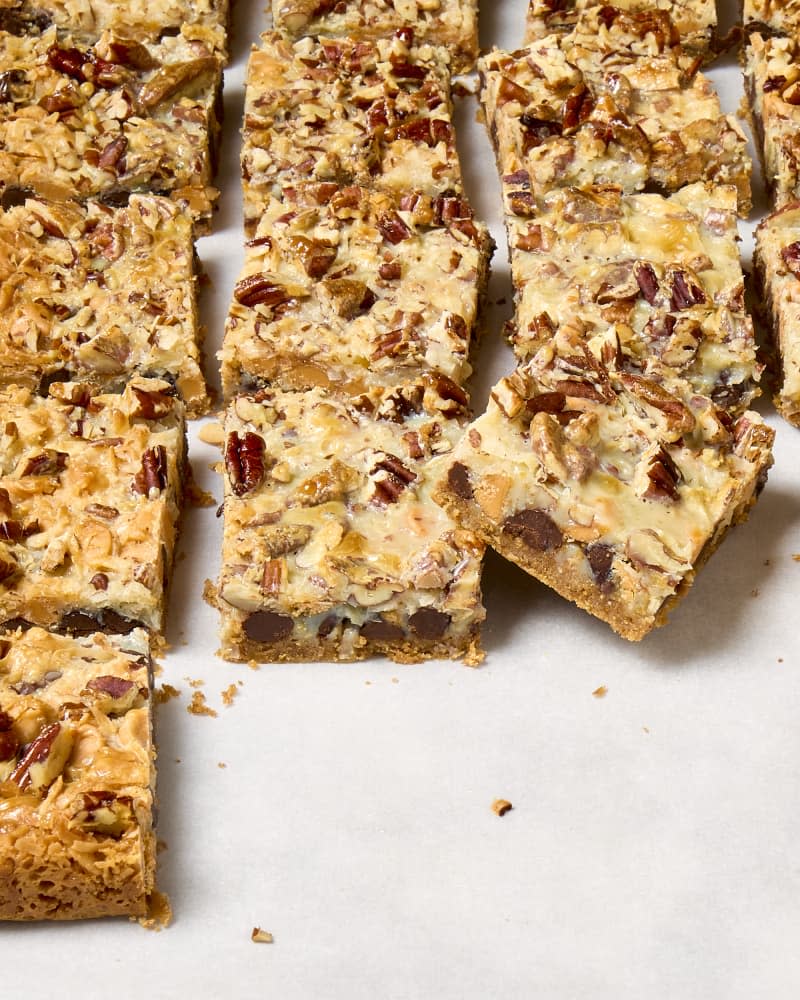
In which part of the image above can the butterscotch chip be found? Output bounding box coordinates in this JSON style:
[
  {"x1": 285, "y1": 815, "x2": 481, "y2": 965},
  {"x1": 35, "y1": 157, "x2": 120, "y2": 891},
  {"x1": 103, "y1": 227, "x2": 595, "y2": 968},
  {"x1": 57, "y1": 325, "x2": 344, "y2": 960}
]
[
  {"x1": 0, "y1": 627, "x2": 157, "y2": 920},
  {"x1": 434, "y1": 327, "x2": 774, "y2": 642},
  {"x1": 0, "y1": 379, "x2": 186, "y2": 635},
  {"x1": 210, "y1": 378, "x2": 485, "y2": 665},
  {"x1": 492, "y1": 798, "x2": 512, "y2": 816}
]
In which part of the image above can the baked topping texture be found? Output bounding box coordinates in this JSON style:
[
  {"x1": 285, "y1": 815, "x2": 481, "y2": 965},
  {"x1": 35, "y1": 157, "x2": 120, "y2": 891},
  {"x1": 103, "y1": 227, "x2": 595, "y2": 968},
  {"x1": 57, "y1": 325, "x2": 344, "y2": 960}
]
[
  {"x1": 221, "y1": 183, "x2": 492, "y2": 398},
  {"x1": 211, "y1": 379, "x2": 485, "y2": 664},
  {"x1": 433, "y1": 328, "x2": 774, "y2": 642},
  {"x1": 0, "y1": 193, "x2": 208, "y2": 416},
  {"x1": 0, "y1": 379, "x2": 187, "y2": 635},
  {"x1": 0, "y1": 627, "x2": 155, "y2": 920}
]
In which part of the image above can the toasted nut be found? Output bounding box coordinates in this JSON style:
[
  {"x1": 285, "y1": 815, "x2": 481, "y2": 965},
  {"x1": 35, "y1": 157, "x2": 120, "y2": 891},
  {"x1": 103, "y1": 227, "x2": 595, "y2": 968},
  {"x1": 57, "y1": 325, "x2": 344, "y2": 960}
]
[
  {"x1": 9, "y1": 722, "x2": 73, "y2": 792},
  {"x1": 139, "y1": 56, "x2": 218, "y2": 108}
]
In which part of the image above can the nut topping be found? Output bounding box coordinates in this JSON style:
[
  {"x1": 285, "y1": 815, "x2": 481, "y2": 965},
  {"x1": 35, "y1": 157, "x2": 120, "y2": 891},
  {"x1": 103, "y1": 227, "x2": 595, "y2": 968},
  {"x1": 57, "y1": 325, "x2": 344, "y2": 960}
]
[
  {"x1": 9, "y1": 721, "x2": 73, "y2": 793},
  {"x1": 225, "y1": 431, "x2": 267, "y2": 496},
  {"x1": 133, "y1": 445, "x2": 168, "y2": 496}
]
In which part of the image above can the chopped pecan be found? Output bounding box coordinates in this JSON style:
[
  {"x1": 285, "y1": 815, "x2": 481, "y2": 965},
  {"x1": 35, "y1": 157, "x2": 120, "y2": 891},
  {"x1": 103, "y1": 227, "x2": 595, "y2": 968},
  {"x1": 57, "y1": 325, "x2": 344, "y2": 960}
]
[
  {"x1": 106, "y1": 38, "x2": 159, "y2": 70},
  {"x1": 378, "y1": 259, "x2": 401, "y2": 280},
  {"x1": 644, "y1": 446, "x2": 682, "y2": 501},
  {"x1": 47, "y1": 45, "x2": 89, "y2": 82},
  {"x1": 86, "y1": 675, "x2": 135, "y2": 700},
  {"x1": 526, "y1": 391, "x2": 566, "y2": 416},
  {"x1": 669, "y1": 269, "x2": 706, "y2": 310},
  {"x1": 130, "y1": 385, "x2": 173, "y2": 419},
  {"x1": 377, "y1": 211, "x2": 412, "y2": 244},
  {"x1": 519, "y1": 112, "x2": 562, "y2": 152},
  {"x1": 97, "y1": 136, "x2": 128, "y2": 174},
  {"x1": 562, "y1": 84, "x2": 594, "y2": 132},
  {"x1": 261, "y1": 559, "x2": 283, "y2": 595},
  {"x1": 634, "y1": 262, "x2": 659, "y2": 304},
  {"x1": 85, "y1": 503, "x2": 119, "y2": 520},
  {"x1": 620, "y1": 373, "x2": 695, "y2": 434},
  {"x1": 225, "y1": 431, "x2": 266, "y2": 496},
  {"x1": 763, "y1": 75, "x2": 786, "y2": 93},
  {"x1": 133, "y1": 445, "x2": 168, "y2": 496},
  {"x1": 234, "y1": 274, "x2": 292, "y2": 308},
  {"x1": 9, "y1": 721, "x2": 72, "y2": 793},
  {"x1": 389, "y1": 58, "x2": 426, "y2": 81},
  {"x1": 139, "y1": 56, "x2": 218, "y2": 107},
  {"x1": 780, "y1": 241, "x2": 800, "y2": 279},
  {"x1": 21, "y1": 450, "x2": 68, "y2": 476},
  {"x1": 497, "y1": 75, "x2": 529, "y2": 106},
  {"x1": 371, "y1": 454, "x2": 416, "y2": 504}
]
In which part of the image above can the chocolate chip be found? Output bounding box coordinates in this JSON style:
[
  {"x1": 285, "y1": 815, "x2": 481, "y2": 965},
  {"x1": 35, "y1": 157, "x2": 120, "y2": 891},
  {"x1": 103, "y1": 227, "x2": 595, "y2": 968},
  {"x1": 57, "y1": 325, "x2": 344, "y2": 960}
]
[
  {"x1": 243, "y1": 611, "x2": 293, "y2": 643},
  {"x1": 0, "y1": 186, "x2": 34, "y2": 210},
  {"x1": 447, "y1": 462, "x2": 473, "y2": 500},
  {"x1": 360, "y1": 618, "x2": 405, "y2": 641},
  {"x1": 408, "y1": 607, "x2": 451, "y2": 640},
  {"x1": 503, "y1": 508, "x2": 563, "y2": 551},
  {"x1": 586, "y1": 542, "x2": 615, "y2": 592},
  {"x1": 317, "y1": 615, "x2": 338, "y2": 638},
  {"x1": 61, "y1": 610, "x2": 137, "y2": 635}
]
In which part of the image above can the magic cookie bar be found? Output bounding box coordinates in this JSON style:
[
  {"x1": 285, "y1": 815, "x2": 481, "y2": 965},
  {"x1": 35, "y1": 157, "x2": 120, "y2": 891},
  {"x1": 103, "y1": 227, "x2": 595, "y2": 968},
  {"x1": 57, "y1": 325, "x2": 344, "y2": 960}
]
[
  {"x1": 507, "y1": 183, "x2": 759, "y2": 412},
  {"x1": 0, "y1": 379, "x2": 186, "y2": 635},
  {"x1": 525, "y1": 0, "x2": 717, "y2": 54},
  {"x1": 0, "y1": 194, "x2": 208, "y2": 416},
  {"x1": 209, "y1": 378, "x2": 485, "y2": 664},
  {"x1": 754, "y1": 204, "x2": 800, "y2": 426},
  {"x1": 480, "y1": 36, "x2": 751, "y2": 214},
  {"x1": 271, "y1": 0, "x2": 479, "y2": 73},
  {"x1": 745, "y1": 33, "x2": 800, "y2": 210},
  {"x1": 242, "y1": 32, "x2": 462, "y2": 232},
  {"x1": 0, "y1": 627, "x2": 156, "y2": 920},
  {"x1": 0, "y1": 0, "x2": 229, "y2": 58},
  {"x1": 0, "y1": 26, "x2": 222, "y2": 228},
  {"x1": 220, "y1": 184, "x2": 492, "y2": 398},
  {"x1": 434, "y1": 327, "x2": 774, "y2": 641},
  {"x1": 744, "y1": 0, "x2": 800, "y2": 35}
]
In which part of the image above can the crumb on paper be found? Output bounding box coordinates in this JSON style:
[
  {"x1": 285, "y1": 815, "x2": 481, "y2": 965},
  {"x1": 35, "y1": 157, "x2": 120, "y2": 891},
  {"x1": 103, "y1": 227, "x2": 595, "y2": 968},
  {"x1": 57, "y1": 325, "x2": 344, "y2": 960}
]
[
  {"x1": 155, "y1": 683, "x2": 181, "y2": 705},
  {"x1": 778, "y1": 658, "x2": 784, "y2": 663},
  {"x1": 365, "y1": 680, "x2": 372, "y2": 686},
  {"x1": 138, "y1": 891, "x2": 172, "y2": 930},
  {"x1": 187, "y1": 691, "x2": 218, "y2": 718},
  {"x1": 218, "y1": 762, "x2": 227, "y2": 769},
  {"x1": 642, "y1": 726, "x2": 650, "y2": 734},
  {"x1": 185, "y1": 676, "x2": 205, "y2": 689},
  {"x1": 251, "y1": 927, "x2": 274, "y2": 944},
  {"x1": 221, "y1": 683, "x2": 239, "y2": 706},
  {"x1": 751, "y1": 588, "x2": 759, "y2": 597},
  {"x1": 391, "y1": 677, "x2": 399, "y2": 684},
  {"x1": 174, "y1": 758, "x2": 182, "y2": 764},
  {"x1": 592, "y1": 685, "x2": 608, "y2": 698},
  {"x1": 198, "y1": 420, "x2": 224, "y2": 446},
  {"x1": 492, "y1": 798, "x2": 513, "y2": 817}
]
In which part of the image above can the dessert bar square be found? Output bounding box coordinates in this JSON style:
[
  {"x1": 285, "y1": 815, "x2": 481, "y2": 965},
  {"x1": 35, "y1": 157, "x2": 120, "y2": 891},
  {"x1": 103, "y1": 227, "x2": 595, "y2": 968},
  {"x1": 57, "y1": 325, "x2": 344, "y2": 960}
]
[
  {"x1": 754, "y1": 203, "x2": 800, "y2": 426},
  {"x1": 241, "y1": 32, "x2": 462, "y2": 231},
  {"x1": 0, "y1": 194, "x2": 209, "y2": 416},
  {"x1": 271, "y1": 0, "x2": 479, "y2": 73},
  {"x1": 0, "y1": 626, "x2": 157, "y2": 920},
  {"x1": 743, "y1": 0, "x2": 800, "y2": 35},
  {"x1": 506, "y1": 182, "x2": 759, "y2": 412},
  {"x1": 0, "y1": 26, "x2": 222, "y2": 229},
  {"x1": 433, "y1": 327, "x2": 774, "y2": 641},
  {"x1": 210, "y1": 378, "x2": 485, "y2": 664},
  {"x1": 220, "y1": 183, "x2": 492, "y2": 398},
  {"x1": 0, "y1": 378, "x2": 186, "y2": 635},
  {"x1": 480, "y1": 33, "x2": 751, "y2": 214}
]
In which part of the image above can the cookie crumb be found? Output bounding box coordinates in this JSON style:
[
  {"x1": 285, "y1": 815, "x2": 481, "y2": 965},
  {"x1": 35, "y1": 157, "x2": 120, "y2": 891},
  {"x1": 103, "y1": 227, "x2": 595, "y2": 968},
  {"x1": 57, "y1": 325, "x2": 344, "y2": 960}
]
[
  {"x1": 592, "y1": 685, "x2": 607, "y2": 698},
  {"x1": 492, "y1": 798, "x2": 512, "y2": 817},
  {"x1": 218, "y1": 762, "x2": 227, "y2": 769},
  {"x1": 185, "y1": 676, "x2": 205, "y2": 689},
  {"x1": 221, "y1": 683, "x2": 239, "y2": 706},
  {"x1": 187, "y1": 691, "x2": 217, "y2": 717},
  {"x1": 751, "y1": 588, "x2": 759, "y2": 597},
  {"x1": 198, "y1": 420, "x2": 224, "y2": 446},
  {"x1": 793, "y1": 554, "x2": 800, "y2": 562},
  {"x1": 391, "y1": 677, "x2": 399, "y2": 684},
  {"x1": 155, "y1": 683, "x2": 181, "y2": 704},
  {"x1": 251, "y1": 927, "x2": 274, "y2": 944}
]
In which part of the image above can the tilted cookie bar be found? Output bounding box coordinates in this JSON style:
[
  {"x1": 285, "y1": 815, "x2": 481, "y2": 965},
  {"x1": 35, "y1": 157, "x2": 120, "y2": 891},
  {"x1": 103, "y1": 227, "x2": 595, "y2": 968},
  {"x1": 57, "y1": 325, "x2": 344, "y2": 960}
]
[
  {"x1": 753, "y1": 203, "x2": 800, "y2": 426},
  {"x1": 525, "y1": 0, "x2": 717, "y2": 54},
  {"x1": 507, "y1": 183, "x2": 759, "y2": 412},
  {"x1": 242, "y1": 32, "x2": 462, "y2": 231},
  {"x1": 0, "y1": 26, "x2": 222, "y2": 229},
  {"x1": 0, "y1": 194, "x2": 209, "y2": 416},
  {"x1": 209, "y1": 378, "x2": 485, "y2": 664},
  {"x1": 0, "y1": 0, "x2": 229, "y2": 58},
  {"x1": 433, "y1": 327, "x2": 774, "y2": 642},
  {"x1": 0, "y1": 379, "x2": 186, "y2": 635},
  {"x1": 221, "y1": 184, "x2": 492, "y2": 399},
  {"x1": 745, "y1": 33, "x2": 800, "y2": 210},
  {"x1": 0, "y1": 627, "x2": 156, "y2": 920},
  {"x1": 271, "y1": 0, "x2": 478, "y2": 74},
  {"x1": 480, "y1": 36, "x2": 751, "y2": 215}
]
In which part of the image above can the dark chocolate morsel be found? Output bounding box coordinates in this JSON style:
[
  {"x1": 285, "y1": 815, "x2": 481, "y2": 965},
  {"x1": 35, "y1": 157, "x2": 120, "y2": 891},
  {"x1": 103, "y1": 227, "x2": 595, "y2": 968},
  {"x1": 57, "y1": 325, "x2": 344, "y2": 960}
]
[
  {"x1": 244, "y1": 610, "x2": 293, "y2": 643},
  {"x1": 359, "y1": 618, "x2": 405, "y2": 641},
  {"x1": 447, "y1": 462, "x2": 473, "y2": 500},
  {"x1": 502, "y1": 508, "x2": 563, "y2": 551},
  {"x1": 586, "y1": 542, "x2": 614, "y2": 591},
  {"x1": 408, "y1": 607, "x2": 451, "y2": 640}
]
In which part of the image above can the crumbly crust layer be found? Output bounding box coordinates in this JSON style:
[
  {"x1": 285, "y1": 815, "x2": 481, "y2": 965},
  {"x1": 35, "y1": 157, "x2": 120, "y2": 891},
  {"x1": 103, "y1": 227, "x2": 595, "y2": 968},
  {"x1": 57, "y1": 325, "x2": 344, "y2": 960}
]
[
  {"x1": 241, "y1": 32, "x2": 463, "y2": 232},
  {"x1": 220, "y1": 183, "x2": 492, "y2": 399},
  {"x1": 0, "y1": 627, "x2": 155, "y2": 920},
  {"x1": 271, "y1": 1, "x2": 478, "y2": 73},
  {"x1": 433, "y1": 327, "x2": 774, "y2": 641},
  {"x1": 0, "y1": 379, "x2": 186, "y2": 634},
  {"x1": 213, "y1": 379, "x2": 486, "y2": 664},
  {"x1": 754, "y1": 203, "x2": 800, "y2": 426},
  {"x1": 0, "y1": 194, "x2": 208, "y2": 416},
  {"x1": 0, "y1": 26, "x2": 222, "y2": 228},
  {"x1": 506, "y1": 182, "x2": 759, "y2": 412}
]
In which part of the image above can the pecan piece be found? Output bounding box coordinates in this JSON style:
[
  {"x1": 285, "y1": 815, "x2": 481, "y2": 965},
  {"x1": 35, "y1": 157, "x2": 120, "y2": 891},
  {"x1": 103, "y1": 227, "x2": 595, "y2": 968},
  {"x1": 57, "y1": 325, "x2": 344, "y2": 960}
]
[
  {"x1": 130, "y1": 385, "x2": 173, "y2": 420},
  {"x1": 97, "y1": 136, "x2": 128, "y2": 174},
  {"x1": 562, "y1": 84, "x2": 594, "y2": 132},
  {"x1": 139, "y1": 56, "x2": 218, "y2": 108},
  {"x1": 620, "y1": 373, "x2": 695, "y2": 435},
  {"x1": 644, "y1": 446, "x2": 682, "y2": 501},
  {"x1": 377, "y1": 211, "x2": 412, "y2": 244},
  {"x1": 133, "y1": 445, "x2": 168, "y2": 496},
  {"x1": 0, "y1": 488, "x2": 10, "y2": 519},
  {"x1": 780, "y1": 241, "x2": 800, "y2": 279},
  {"x1": 634, "y1": 262, "x2": 659, "y2": 304},
  {"x1": 371, "y1": 454, "x2": 416, "y2": 504},
  {"x1": 225, "y1": 431, "x2": 266, "y2": 496},
  {"x1": 9, "y1": 722, "x2": 73, "y2": 793},
  {"x1": 21, "y1": 449, "x2": 68, "y2": 476},
  {"x1": 503, "y1": 508, "x2": 563, "y2": 551},
  {"x1": 47, "y1": 45, "x2": 89, "y2": 82},
  {"x1": 106, "y1": 38, "x2": 159, "y2": 70},
  {"x1": 287, "y1": 235, "x2": 337, "y2": 279},
  {"x1": 379, "y1": 259, "x2": 401, "y2": 280},
  {"x1": 669, "y1": 270, "x2": 706, "y2": 310},
  {"x1": 234, "y1": 274, "x2": 292, "y2": 308}
]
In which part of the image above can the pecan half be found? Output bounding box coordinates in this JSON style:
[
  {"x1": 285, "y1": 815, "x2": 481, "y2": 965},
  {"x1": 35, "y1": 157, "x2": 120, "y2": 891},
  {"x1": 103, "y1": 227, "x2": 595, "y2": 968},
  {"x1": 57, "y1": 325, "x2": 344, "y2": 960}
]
[
  {"x1": 669, "y1": 269, "x2": 706, "y2": 310},
  {"x1": 225, "y1": 431, "x2": 266, "y2": 496},
  {"x1": 21, "y1": 450, "x2": 68, "y2": 476},
  {"x1": 620, "y1": 373, "x2": 695, "y2": 435},
  {"x1": 234, "y1": 274, "x2": 292, "y2": 309},
  {"x1": 634, "y1": 261, "x2": 659, "y2": 304},
  {"x1": 47, "y1": 45, "x2": 89, "y2": 82},
  {"x1": 133, "y1": 445, "x2": 168, "y2": 496},
  {"x1": 97, "y1": 135, "x2": 128, "y2": 174},
  {"x1": 371, "y1": 454, "x2": 416, "y2": 504},
  {"x1": 644, "y1": 446, "x2": 682, "y2": 501},
  {"x1": 9, "y1": 722, "x2": 73, "y2": 792},
  {"x1": 130, "y1": 385, "x2": 173, "y2": 420}
]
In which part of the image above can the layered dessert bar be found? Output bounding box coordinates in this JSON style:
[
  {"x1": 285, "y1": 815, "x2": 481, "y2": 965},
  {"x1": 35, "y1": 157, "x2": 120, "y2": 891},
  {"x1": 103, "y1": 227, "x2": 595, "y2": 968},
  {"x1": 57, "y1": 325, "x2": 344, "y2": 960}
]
[
  {"x1": 745, "y1": 32, "x2": 800, "y2": 210},
  {"x1": 480, "y1": 34, "x2": 751, "y2": 214},
  {"x1": 271, "y1": 0, "x2": 479, "y2": 73},
  {"x1": 0, "y1": 0, "x2": 229, "y2": 58},
  {"x1": 753, "y1": 203, "x2": 800, "y2": 426},
  {"x1": 433, "y1": 326, "x2": 774, "y2": 641},
  {"x1": 525, "y1": 1, "x2": 716, "y2": 56},
  {"x1": 0, "y1": 194, "x2": 208, "y2": 416},
  {"x1": 743, "y1": 0, "x2": 800, "y2": 35},
  {"x1": 241, "y1": 32, "x2": 462, "y2": 231},
  {"x1": 0, "y1": 626, "x2": 156, "y2": 920},
  {"x1": 506, "y1": 182, "x2": 759, "y2": 412},
  {"x1": 220, "y1": 184, "x2": 492, "y2": 398},
  {"x1": 0, "y1": 378, "x2": 186, "y2": 635},
  {"x1": 0, "y1": 26, "x2": 222, "y2": 229},
  {"x1": 209, "y1": 377, "x2": 485, "y2": 664}
]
